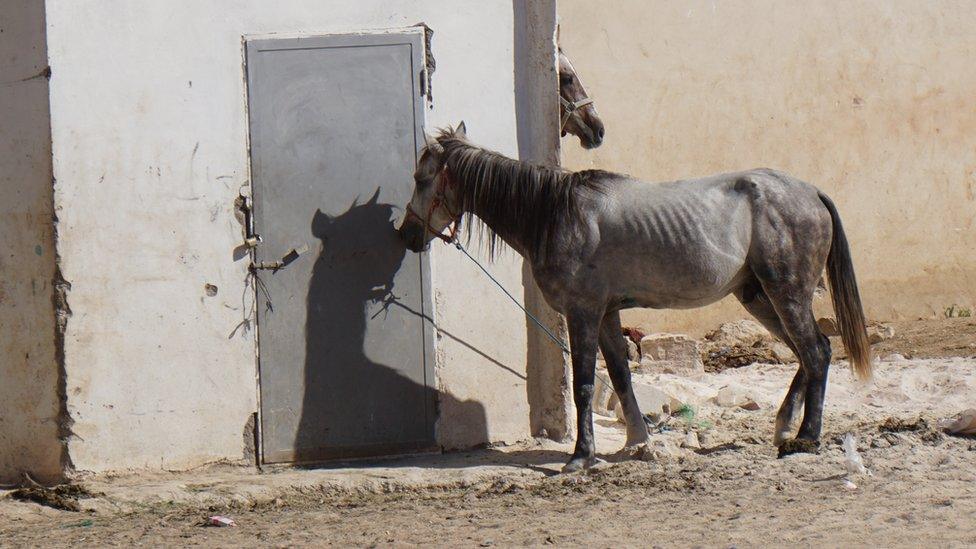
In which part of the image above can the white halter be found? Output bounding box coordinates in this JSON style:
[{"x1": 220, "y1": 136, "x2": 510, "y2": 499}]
[{"x1": 560, "y1": 95, "x2": 594, "y2": 130}]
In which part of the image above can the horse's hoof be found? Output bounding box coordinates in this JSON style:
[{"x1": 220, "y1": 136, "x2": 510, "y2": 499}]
[
  {"x1": 625, "y1": 434, "x2": 650, "y2": 448},
  {"x1": 777, "y1": 438, "x2": 820, "y2": 458},
  {"x1": 561, "y1": 456, "x2": 595, "y2": 473}
]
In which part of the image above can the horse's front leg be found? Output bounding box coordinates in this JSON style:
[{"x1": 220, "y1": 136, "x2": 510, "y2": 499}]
[{"x1": 563, "y1": 308, "x2": 603, "y2": 473}]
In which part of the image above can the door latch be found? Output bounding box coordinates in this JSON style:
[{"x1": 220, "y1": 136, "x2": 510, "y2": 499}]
[{"x1": 252, "y1": 244, "x2": 309, "y2": 272}]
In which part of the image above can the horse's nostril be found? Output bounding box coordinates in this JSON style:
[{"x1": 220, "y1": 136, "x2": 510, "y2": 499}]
[{"x1": 598, "y1": 127, "x2": 605, "y2": 139}]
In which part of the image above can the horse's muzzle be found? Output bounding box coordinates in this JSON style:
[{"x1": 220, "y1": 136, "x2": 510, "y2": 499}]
[{"x1": 398, "y1": 222, "x2": 429, "y2": 253}]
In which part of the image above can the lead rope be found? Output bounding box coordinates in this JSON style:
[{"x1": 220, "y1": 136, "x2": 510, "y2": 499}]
[
  {"x1": 452, "y1": 241, "x2": 621, "y2": 394},
  {"x1": 452, "y1": 240, "x2": 570, "y2": 354}
]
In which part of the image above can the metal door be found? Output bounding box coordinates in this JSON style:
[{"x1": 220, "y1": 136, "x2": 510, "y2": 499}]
[{"x1": 246, "y1": 32, "x2": 434, "y2": 464}]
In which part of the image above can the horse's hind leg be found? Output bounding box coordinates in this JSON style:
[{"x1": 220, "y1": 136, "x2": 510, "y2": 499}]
[
  {"x1": 736, "y1": 285, "x2": 807, "y2": 447},
  {"x1": 753, "y1": 287, "x2": 831, "y2": 455},
  {"x1": 598, "y1": 311, "x2": 648, "y2": 448}
]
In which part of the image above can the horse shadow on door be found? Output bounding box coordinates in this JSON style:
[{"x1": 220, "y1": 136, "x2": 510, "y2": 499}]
[{"x1": 295, "y1": 190, "x2": 487, "y2": 464}]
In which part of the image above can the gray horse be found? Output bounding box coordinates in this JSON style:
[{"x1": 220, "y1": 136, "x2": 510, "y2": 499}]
[
  {"x1": 399, "y1": 123, "x2": 872, "y2": 472},
  {"x1": 559, "y1": 47, "x2": 604, "y2": 149}
]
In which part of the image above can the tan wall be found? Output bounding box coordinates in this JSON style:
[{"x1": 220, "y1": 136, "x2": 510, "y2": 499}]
[
  {"x1": 559, "y1": 0, "x2": 976, "y2": 335},
  {"x1": 0, "y1": 1, "x2": 63, "y2": 483}
]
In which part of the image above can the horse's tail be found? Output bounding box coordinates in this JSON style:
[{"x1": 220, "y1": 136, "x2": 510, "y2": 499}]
[{"x1": 819, "y1": 192, "x2": 872, "y2": 381}]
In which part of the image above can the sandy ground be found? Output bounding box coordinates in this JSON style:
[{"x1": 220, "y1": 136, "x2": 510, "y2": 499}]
[{"x1": 2, "y1": 326, "x2": 975, "y2": 547}]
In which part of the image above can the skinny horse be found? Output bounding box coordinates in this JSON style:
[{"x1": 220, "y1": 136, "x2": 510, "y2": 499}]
[{"x1": 399, "y1": 123, "x2": 872, "y2": 472}]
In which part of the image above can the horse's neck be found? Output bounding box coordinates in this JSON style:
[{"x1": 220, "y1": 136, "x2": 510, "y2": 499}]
[{"x1": 455, "y1": 155, "x2": 537, "y2": 258}]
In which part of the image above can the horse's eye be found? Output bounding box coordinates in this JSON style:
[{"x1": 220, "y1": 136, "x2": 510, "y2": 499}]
[{"x1": 559, "y1": 74, "x2": 573, "y2": 87}]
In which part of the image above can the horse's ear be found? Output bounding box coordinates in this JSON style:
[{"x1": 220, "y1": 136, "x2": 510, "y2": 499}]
[
  {"x1": 455, "y1": 121, "x2": 467, "y2": 138},
  {"x1": 366, "y1": 188, "x2": 381, "y2": 205}
]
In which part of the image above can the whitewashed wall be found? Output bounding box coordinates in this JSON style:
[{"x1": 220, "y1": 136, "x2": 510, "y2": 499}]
[{"x1": 43, "y1": 0, "x2": 550, "y2": 473}]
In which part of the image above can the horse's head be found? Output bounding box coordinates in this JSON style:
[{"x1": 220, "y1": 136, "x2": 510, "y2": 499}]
[
  {"x1": 398, "y1": 122, "x2": 466, "y2": 253},
  {"x1": 559, "y1": 47, "x2": 604, "y2": 149}
]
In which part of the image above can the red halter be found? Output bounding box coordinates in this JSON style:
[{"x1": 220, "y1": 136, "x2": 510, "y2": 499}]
[{"x1": 404, "y1": 166, "x2": 463, "y2": 244}]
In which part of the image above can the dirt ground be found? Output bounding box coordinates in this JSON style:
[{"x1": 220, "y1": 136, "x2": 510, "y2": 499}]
[{"x1": 2, "y1": 319, "x2": 975, "y2": 548}]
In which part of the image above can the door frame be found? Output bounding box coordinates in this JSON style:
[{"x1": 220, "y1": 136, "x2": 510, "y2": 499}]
[{"x1": 242, "y1": 28, "x2": 437, "y2": 465}]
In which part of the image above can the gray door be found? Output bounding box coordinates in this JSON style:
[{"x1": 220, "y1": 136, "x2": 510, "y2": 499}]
[{"x1": 246, "y1": 32, "x2": 435, "y2": 464}]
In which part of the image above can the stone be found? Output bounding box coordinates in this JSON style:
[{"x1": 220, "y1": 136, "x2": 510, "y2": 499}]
[
  {"x1": 640, "y1": 333, "x2": 704, "y2": 373},
  {"x1": 636, "y1": 438, "x2": 681, "y2": 462},
  {"x1": 739, "y1": 400, "x2": 761, "y2": 411},
  {"x1": 713, "y1": 384, "x2": 753, "y2": 408},
  {"x1": 769, "y1": 342, "x2": 796, "y2": 363},
  {"x1": 591, "y1": 370, "x2": 616, "y2": 417},
  {"x1": 867, "y1": 323, "x2": 895, "y2": 344},
  {"x1": 612, "y1": 381, "x2": 682, "y2": 423},
  {"x1": 626, "y1": 338, "x2": 640, "y2": 361},
  {"x1": 704, "y1": 319, "x2": 771, "y2": 347},
  {"x1": 882, "y1": 353, "x2": 906, "y2": 362},
  {"x1": 817, "y1": 317, "x2": 840, "y2": 337},
  {"x1": 681, "y1": 432, "x2": 701, "y2": 449}
]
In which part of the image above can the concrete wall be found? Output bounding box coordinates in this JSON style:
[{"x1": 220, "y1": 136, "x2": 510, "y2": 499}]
[
  {"x1": 514, "y1": 0, "x2": 572, "y2": 441},
  {"x1": 559, "y1": 0, "x2": 976, "y2": 335},
  {"x1": 0, "y1": 1, "x2": 63, "y2": 484},
  {"x1": 43, "y1": 0, "x2": 551, "y2": 473}
]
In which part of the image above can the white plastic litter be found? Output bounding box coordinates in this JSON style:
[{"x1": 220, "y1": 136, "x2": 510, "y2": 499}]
[
  {"x1": 842, "y1": 433, "x2": 871, "y2": 476},
  {"x1": 842, "y1": 479, "x2": 858, "y2": 490},
  {"x1": 937, "y1": 409, "x2": 976, "y2": 436}
]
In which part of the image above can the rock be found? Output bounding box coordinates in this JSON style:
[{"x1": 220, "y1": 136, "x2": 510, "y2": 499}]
[
  {"x1": 626, "y1": 338, "x2": 640, "y2": 361},
  {"x1": 867, "y1": 323, "x2": 895, "y2": 344},
  {"x1": 713, "y1": 384, "x2": 754, "y2": 408},
  {"x1": 612, "y1": 382, "x2": 682, "y2": 423},
  {"x1": 681, "y1": 432, "x2": 701, "y2": 449},
  {"x1": 640, "y1": 333, "x2": 704, "y2": 373},
  {"x1": 704, "y1": 319, "x2": 771, "y2": 347},
  {"x1": 817, "y1": 317, "x2": 840, "y2": 337},
  {"x1": 636, "y1": 438, "x2": 681, "y2": 462},
  {"x1": 591, "y1": 371, "x2": 616, "y2": 417},
  {"x1": 769, "y1": 342, "x2": 796, "y2": 363},
  {"x1": 739, "y1": 400, "x2": 761, "y2": 411},
  {"x1": 701, "y1": 320, "x2": 794, "y2": 372},
  {"x1": 870, "y1": 437, "x2": 891, "y2": 449},
  {"x1": 882, "y1": 353, "x2": 906, "y2": 362}
]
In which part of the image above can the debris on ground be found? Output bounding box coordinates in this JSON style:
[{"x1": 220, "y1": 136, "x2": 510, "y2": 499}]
[
  {"x1": 867, "y1": 322, "x2": 896, "y2": 344},
  {"x1": 879, "y1": 416, "x2": 929, "y2": 433},
  {"x1": 207, "y1": 515, "x2": 236, "y2": 527},
  {"x1": 9, "y1": 483, "x2": 98, "y2": 512},
  {"x1": 621, "y1": 326, "x2": 645, "y2": 347},
  {"x1": 937, "y1": 409, "x2": 976, "y2": 436},
  {"x1": 842, "y1": 433, "x2": 871, "y2": 476},
  {"x1": 639, "y1": 333, "x2": 704, "y2": 373}
]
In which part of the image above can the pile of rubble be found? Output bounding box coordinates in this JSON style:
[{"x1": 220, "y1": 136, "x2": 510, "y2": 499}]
[
  {"x1": 700, "y1": 320, "x2": 795, "y2": 372},
  {"x1": 593, "y1": 318, "x2": 896, "y2": 424}
]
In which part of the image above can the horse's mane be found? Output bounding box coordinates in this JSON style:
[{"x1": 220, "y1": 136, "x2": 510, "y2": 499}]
[{"x1": 435, "y1": 127, "x2": 607, "y2": 258}]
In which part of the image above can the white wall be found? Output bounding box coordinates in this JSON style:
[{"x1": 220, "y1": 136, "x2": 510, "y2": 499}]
[
  {"x1": 44, "y1": 0, "x2": 540, "y2": 472},
  {"x1": 0, "y1": 0, "x2": 62, "y2": 484}
]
